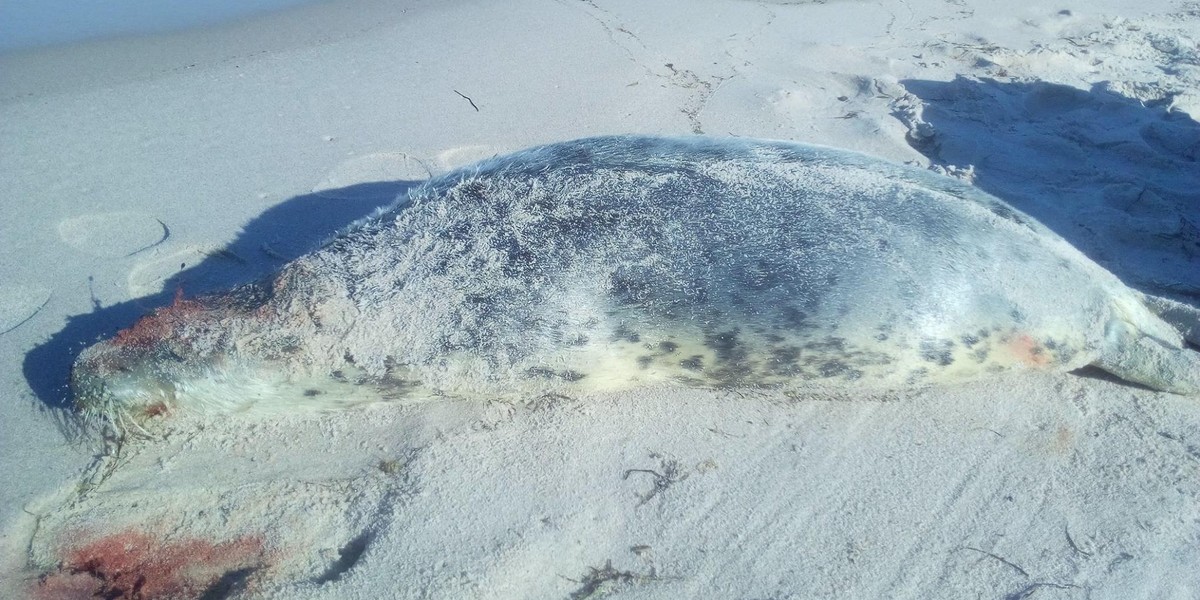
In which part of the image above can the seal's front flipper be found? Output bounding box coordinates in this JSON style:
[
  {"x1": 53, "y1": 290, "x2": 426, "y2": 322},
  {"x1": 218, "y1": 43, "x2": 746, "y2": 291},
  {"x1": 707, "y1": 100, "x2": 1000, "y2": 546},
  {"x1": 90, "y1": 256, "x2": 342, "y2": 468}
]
[{"x1": 1094, "y1": 319, "x2": 1200, "y2": 396}]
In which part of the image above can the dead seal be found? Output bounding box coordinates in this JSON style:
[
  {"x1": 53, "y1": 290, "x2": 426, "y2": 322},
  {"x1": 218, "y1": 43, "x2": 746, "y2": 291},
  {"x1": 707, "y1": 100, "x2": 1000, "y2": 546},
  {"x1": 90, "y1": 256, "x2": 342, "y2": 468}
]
[{"x1": 72, "y1": 135, "x2": 1200, "y2": 423}]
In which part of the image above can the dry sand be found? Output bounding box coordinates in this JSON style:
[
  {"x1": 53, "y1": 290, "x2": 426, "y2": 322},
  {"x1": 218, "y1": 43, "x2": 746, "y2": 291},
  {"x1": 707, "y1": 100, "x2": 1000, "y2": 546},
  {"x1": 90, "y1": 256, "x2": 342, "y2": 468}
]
[{"x1": 1, "y1": 0, "x2": 1198, "y2": 598}]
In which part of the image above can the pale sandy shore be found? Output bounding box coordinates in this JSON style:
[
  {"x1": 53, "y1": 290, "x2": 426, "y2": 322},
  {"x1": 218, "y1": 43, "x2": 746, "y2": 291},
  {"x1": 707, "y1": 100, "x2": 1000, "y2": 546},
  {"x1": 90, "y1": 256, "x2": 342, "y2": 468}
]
[{"x1": 2, "y1": 0, "x2": 1198, "y2": 598}]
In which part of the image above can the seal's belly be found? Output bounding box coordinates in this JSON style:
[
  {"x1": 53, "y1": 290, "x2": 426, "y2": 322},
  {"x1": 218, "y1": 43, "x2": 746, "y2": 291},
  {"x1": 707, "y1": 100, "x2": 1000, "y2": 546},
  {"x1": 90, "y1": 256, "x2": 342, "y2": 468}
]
[{"x1": 400, "y1": 300, "x2": 1095, "y2": 400}]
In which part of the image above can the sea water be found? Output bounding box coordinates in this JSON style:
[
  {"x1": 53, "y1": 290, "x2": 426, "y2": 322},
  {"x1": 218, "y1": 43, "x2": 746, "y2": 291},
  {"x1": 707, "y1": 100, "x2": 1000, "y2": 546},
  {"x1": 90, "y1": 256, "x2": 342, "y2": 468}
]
[{"x1": 0, "y1": 0, "x2": 327, "y2": 52}]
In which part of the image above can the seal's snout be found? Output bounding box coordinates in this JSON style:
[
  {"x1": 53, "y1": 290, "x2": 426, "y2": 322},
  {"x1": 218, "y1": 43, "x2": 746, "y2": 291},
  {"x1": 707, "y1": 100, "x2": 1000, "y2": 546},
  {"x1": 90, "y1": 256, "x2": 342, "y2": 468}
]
[
  {"x1": 71, "y1": 338, "x2": 181, "y2": 420},
  {"x1": 70, "y1": 294, "x2": 224, "y2": 420},
  {"x1": 68, "y1": 280, "x2": 319, "y2": 421}
]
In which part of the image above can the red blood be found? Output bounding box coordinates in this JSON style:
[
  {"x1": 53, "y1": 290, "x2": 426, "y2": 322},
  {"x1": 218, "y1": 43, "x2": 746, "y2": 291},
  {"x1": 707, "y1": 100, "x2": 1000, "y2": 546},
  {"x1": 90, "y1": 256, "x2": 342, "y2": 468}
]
[
  {"x1": 34, "y1": 529, "x2": 267, "y2": 600},
  {"x1": 112, "y1": 292, "x2": 210, "y2": 350}
]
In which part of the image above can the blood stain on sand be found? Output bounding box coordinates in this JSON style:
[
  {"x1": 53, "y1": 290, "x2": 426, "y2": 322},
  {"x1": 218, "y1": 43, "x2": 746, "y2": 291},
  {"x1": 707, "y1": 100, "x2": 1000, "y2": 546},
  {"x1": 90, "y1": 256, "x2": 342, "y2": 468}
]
[{"x1": 33, "y1": 529, "x2": 270, "y2": 600}]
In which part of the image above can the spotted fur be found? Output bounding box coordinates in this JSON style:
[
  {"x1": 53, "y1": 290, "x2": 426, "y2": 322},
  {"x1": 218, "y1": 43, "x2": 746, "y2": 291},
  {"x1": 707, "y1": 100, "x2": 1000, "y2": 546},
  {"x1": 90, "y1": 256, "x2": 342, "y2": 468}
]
[{"x1": 72, "y1": 136, "x2": 1200, "y2": 422}]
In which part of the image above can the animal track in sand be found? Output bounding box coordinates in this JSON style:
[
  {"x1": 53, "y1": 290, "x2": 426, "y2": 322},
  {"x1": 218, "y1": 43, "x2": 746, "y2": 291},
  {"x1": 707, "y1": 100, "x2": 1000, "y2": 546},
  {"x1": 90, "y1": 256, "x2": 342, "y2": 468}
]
[
  {"x1": 57, "y1": 212, "x2": 169, "y2": 258},
  {"x1": 0, "y1": 284, "x2": 51, "y2": 335}
]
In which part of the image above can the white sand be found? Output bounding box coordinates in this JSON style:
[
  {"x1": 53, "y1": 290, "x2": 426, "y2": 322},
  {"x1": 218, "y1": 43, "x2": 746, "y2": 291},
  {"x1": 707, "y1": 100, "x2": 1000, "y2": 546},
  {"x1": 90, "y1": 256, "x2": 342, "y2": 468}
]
[{"x1": 1, "y1": 0, "x2": 1198, "y2": 598}]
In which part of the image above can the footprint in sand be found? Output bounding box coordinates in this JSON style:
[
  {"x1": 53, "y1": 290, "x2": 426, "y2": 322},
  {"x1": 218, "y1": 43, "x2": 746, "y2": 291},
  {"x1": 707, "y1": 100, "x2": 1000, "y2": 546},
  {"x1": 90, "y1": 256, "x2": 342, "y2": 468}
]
[
  {"x1": 432, "y1": 145, "x2": 499, "y2": 174},
  {"x1": 0, "y1": 285, "x2": 51, "y2": 336},
  {"x1": 313, "y1": 152, "x2": 433, "y2": 200},
  {"x1": 57, "y1": 212, "x2": 169, "y2": 259},
  {"x1": 126, "y1": 245, "x2": 228, "y2": 298}
]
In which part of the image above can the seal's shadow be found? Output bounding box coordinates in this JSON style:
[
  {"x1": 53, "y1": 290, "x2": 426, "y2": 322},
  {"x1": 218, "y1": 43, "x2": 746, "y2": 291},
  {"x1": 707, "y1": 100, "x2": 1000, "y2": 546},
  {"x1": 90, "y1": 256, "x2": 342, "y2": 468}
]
[
  {"x1": 898, "y1": 76, "x2": 1200, "y2": 300},
  {"x1": 24, "y1": 181, "x2": 420, "y2": 410}
]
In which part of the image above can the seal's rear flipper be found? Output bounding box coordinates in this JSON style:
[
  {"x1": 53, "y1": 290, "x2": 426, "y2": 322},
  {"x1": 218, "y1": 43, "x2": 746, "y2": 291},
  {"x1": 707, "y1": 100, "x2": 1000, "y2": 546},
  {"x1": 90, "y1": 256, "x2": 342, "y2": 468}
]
[
  {"x1": 1095, "y1": 319, "x2": 1200, "y2": 396},
  {"x1": 1140, "y1": 292, "x2": 1200, "y2": 347}
]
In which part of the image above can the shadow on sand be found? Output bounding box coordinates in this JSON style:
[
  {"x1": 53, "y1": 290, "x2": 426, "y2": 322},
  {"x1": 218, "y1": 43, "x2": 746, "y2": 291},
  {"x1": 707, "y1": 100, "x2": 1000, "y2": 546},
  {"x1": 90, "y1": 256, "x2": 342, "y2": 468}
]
[
  {"x1": 897, "y1": 76, "x2": 1200, "y2": 300},
  {"x1": 24, "y1": 181, "x2": 420, "y2": 410}
]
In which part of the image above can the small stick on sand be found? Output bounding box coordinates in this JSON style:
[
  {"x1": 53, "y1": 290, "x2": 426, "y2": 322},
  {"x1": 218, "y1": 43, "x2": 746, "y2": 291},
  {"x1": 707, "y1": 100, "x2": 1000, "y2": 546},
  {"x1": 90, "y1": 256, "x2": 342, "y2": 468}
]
[{"x1": 453, "y1": 89, "x2": 480, "y2": 111}]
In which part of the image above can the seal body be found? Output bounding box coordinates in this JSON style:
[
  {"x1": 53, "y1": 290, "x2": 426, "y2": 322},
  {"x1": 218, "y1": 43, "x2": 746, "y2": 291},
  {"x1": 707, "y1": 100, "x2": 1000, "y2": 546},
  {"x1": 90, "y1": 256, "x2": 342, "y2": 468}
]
[{"x1": 72, "y1": 136, "x2": 1200, "y2": 420}]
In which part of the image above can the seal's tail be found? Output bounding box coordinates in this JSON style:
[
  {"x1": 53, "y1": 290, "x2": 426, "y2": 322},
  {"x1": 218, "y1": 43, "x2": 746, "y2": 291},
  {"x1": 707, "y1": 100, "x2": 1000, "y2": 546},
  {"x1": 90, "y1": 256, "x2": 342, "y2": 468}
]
[
  {"x1": 1093, "y1": 294, "x2": 1200, "y2": 397},
  {"x1": 1139, "y1": 292, "x2": 1200, "y2": 347}
]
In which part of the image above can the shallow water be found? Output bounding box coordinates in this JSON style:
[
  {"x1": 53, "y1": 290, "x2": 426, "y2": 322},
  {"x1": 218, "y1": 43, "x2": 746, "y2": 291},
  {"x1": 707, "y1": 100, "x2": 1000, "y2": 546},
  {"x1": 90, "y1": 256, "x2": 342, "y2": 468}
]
[{"x1": 0, "y1": 0, "x2": 329, "y2": 52}]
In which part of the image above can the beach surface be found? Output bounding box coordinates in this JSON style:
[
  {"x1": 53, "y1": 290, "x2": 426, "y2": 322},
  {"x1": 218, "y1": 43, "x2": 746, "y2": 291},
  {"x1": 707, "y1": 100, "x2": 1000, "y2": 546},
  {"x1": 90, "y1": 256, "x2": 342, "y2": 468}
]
[{"x1": 2, "y1": 0, "x2": 1198, "y2": 598}]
